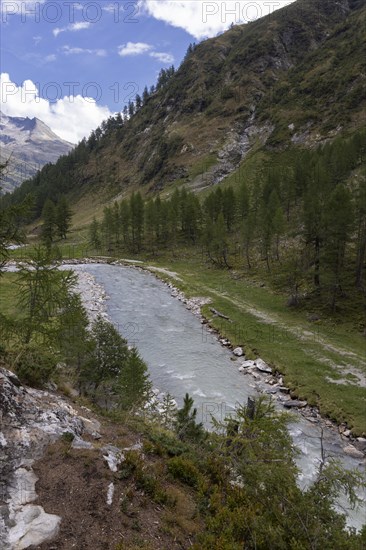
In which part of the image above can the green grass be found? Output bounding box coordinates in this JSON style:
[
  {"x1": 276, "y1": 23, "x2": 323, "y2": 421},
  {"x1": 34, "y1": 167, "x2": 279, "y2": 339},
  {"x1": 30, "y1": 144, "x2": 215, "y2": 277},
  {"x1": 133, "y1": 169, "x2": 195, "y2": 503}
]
[
  {"x1": 0, "y1": 273, "x2": 19, "y2": 317},
  {"x1": 134, "y1": 252, "x2": 366, "y2": 435}
]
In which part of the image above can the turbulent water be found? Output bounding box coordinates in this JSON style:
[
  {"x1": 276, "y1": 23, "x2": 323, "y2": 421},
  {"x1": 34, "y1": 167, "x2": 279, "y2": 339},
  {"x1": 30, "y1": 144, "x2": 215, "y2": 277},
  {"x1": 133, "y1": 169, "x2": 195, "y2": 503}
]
[{"x1": 74, "y1": 263, "x2": 365, "y2": 530}]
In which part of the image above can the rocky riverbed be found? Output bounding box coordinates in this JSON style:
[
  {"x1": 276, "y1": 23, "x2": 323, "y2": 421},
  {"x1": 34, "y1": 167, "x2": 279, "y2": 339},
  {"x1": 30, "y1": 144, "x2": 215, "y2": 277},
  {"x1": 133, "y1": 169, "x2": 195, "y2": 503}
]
[{"x1": 69, "y1": 261, "x2": 366, "y2": 458}]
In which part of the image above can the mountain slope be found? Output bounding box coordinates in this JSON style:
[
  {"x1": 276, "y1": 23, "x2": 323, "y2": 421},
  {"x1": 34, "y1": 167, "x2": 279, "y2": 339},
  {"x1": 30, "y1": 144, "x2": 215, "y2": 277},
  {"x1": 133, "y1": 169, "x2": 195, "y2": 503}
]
[
  {"x1": 2, "y1": 0, "x2": 366, "y2": 217},
  {"x1": 0, "y1": 112, "x2": 73, "y2": 193}
]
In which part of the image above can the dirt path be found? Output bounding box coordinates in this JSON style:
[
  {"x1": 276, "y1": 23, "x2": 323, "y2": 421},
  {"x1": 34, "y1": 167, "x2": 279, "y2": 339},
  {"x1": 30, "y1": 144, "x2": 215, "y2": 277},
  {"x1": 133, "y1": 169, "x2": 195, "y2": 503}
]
[{"x1": 199, "y1": 284, "x2": 366, "y2": 387}]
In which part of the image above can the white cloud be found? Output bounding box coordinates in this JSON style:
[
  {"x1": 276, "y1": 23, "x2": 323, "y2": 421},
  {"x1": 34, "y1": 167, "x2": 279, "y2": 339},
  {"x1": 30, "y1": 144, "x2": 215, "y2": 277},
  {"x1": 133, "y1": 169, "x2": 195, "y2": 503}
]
[
  {"x1": 118, "y1": 42, "x2": 153, "y2": 57},
  {"x1": 53, "y1": 21, "x2": 91, "y2": 38},
  {"x1": 62, "y1": 45, "x2": 107, "y2": 57},
  {"x1": 149, "y1": 51, "x2": 174, "y2": 64},
  {"x1": 140, "y1": 0, "x2": 296, "y2": 39},
  {"x1": 118, "y1": 42, "x2": 174, "y2": 63},
  {"x1": 0, "y1": 73, "x2": 112, "y2": 144},
  {"x1": 1, "y1": 0, "x2": 46, "y2": 19},
  {"x1": 44, "y1": 54, "x2": 57, "y2": 62}
]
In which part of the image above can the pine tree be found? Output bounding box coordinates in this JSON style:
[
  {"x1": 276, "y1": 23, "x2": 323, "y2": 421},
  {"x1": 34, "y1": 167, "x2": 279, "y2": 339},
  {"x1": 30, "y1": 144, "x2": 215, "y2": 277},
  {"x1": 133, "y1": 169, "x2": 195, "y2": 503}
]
[
  {"x1": 222, "y1": 187, "x2": 236, "y2": 231},
  {"x1": 175, "y1": 393, "x2": 204, "y2": 441},
  {"x1": 81, "y1": 317, "x2": 129, "y2": 395},
  {"x1": 323, "y1": 184, "x2": 354, "y2": 310},
  {"x1": 160, "y1": 393, "x2": 177, "y2": 429},
  {"x1": 355, "y1": 171, "x2": 366, "y2": 288},
  {"x1": 41, "y1": 199, "x2": 56, "y2": 247},
  {"x1": 130, "y1": 192, "x2": 144, "y2": 252},
  {"x1": 242, "y1": 211, "x2": 255, "y2": 269},
  {"x1": 128, "y1": 100, "x2": 135, "y2": 117},
  {"x1": 142, "y1": 86, "x2": 149, "y2": 104},
  {"x1": 89, "y1": 217, "x2": 101, "y2": 250},
  {"x1": 238, "y1": 181, "x2": 250, "y2": 221},
  {"x1": 135, "y1": 93, "x2": 142, "y2": 111},
  {"x1": 118, "y1": 348, "x2": 151, "y2": 411},
  {"x1": 102, "y1": 206, "x2": 114, "y2": 251},
  {"x1": 120, "y1": 199, "x2": 130, "y2": 246},
  {"x1": 55, "y1": 196, "x2": 72, "y2": 240}
]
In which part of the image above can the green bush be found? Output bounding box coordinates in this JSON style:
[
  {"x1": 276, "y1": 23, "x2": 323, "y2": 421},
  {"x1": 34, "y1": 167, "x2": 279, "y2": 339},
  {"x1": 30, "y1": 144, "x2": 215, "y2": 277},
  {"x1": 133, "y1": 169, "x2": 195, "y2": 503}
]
[
  {"x1": 14, "y1": 345, "x2": 57, "y2": 388},
  {"x1": 168, "y1": 456, "x2": 201, "y2": 487},
  {"x1": 148, "y1": 430, "x2": 188, "y2": 457}
]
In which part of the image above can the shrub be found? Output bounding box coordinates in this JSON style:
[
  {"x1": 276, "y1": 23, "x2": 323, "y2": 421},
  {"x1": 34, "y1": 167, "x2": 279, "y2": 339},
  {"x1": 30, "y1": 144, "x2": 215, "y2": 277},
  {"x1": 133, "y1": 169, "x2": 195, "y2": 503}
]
[
  {"x1": 168, "y1": 456, "x2": 201, "y2": 487},
  {"x1": 14, "y1": 345, "x2": 57, "y2": 388}
]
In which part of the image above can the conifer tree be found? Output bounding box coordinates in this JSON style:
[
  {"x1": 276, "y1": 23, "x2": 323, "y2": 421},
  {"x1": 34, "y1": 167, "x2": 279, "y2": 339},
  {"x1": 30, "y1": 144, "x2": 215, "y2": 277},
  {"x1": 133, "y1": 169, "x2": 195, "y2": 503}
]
[
  {"x1": 355, "y1": 171, "x2": 366, "y2": 288},
  {"x1": 130, "y1": 192, "x2": 144, "y2": 252},
  {"x1": 323, "y1": 185, "x2": 354, "y2": 310},
  {"x1": 175, "y1": 393, "x2": 204, "y2": 441},
  {"x1": 55, "y1": 196, "x2": 72, "y2": 240},
  {"x1": 41, "y1": 199, "x2": 56, "y2": 247},
  {"x1": 118, "y1": 348, "x2": 151, "y2": 411},
  {"x1": 89, "y1": 217, "x2": 101, "y2": 250},
  {"x1": 120, "y1": 199, "x2": 130, "y2": 246}
]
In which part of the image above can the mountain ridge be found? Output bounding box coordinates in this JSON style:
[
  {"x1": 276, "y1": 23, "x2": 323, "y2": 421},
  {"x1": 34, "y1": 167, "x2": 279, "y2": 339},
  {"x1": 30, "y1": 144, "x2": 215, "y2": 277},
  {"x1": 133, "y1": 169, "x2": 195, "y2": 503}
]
[
  {"x1": 0, "y1": 111, "x2": 73, "y2": 194},
  {"x1": 2, "y1": 0, "x2": 366, "y2": 217}
]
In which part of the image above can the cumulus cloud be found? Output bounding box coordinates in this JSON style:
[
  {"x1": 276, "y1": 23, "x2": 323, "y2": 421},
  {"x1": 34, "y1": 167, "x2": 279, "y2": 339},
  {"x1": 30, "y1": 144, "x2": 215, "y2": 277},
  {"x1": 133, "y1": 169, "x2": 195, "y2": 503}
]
[
  {"x1": 118, "y1": 42, "x2": 153, "y2": 56},
  {"x1": 140, "y1": 0, "x2": 295, "y2": 39},
  {"x1": 53, "y1": 21, "x2": 91, "y2": 37},
  {"x1": 62, "y1": 45, "x2": 107, "y2": 57},
  {"x1": 0, "y1": 73, "x2": 112, "y2": 144},
  {"x1": 149, "y1": 51, "x2": 174, "y2": 64},
  {"x1": 118, "y1": 42, "x2": 174, "y2": 64}
]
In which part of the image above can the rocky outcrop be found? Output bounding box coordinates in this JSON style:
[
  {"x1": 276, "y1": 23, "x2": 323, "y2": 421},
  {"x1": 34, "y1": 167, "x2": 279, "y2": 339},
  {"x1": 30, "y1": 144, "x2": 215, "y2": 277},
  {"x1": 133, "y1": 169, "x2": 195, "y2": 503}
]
[{"x1": 0, "y1": 368, "x2": 94, "y2": 549}]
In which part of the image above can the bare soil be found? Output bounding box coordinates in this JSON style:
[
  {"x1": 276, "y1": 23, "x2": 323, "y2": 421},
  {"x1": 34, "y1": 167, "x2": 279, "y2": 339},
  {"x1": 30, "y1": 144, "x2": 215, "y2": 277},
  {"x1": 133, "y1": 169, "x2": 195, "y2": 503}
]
[{"x1": 31, "y1": 408, "x2": 200, "y2": 550}]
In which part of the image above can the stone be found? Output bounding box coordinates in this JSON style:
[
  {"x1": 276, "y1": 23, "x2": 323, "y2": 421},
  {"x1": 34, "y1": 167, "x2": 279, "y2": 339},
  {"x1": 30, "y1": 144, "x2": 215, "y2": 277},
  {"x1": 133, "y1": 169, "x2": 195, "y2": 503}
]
[
  {"x1": 71, "y1": 437, "x2": 94, "y2": 450},
  {"x1": 233, "y1": 347, "x2": 244, "y2": 357},
  {"x1": 343, "y1": 445, "x2": 364, "y2": 460},
  {"x1": 241, "y1": 360, "x2": 255, "y2": 369},
  {"x1": 284, "y1": 400, "x2": 308, "y2": 409},
  {"x1": 106, "y1": 483, "x2": 114, "y2": 506},
  {"x1": 255, "y1": 359, "x2": 272, "y2": 374},
  {"x1": 8, "y1": 505, "x2": 61, "y2": 550}
]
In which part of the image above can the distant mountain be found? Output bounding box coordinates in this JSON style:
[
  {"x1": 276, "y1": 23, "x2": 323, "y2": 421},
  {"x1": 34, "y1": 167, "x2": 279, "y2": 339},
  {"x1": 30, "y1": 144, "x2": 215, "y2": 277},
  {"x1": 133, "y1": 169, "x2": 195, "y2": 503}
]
[
  {"x1": 4, "y1": 0, "x2": 366, "y2": 216},
  {"x1": 0, "y1": 112, "x2": 73, "y2": 193}
]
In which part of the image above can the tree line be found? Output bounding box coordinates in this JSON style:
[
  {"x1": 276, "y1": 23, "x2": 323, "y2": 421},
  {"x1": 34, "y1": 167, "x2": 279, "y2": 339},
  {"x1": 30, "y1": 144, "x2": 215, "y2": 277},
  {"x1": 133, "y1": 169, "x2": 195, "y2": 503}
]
[{"x1": 89, "y1": 129, "x2": 365, "y2": 312}]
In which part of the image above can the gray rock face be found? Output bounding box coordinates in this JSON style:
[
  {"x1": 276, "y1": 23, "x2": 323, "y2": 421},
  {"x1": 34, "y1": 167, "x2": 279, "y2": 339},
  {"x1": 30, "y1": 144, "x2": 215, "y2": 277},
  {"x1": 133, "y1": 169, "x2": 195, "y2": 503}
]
[
  {"x1": 0, "y1": 368, "x2": 87, "y2": 549},
  {"x1": 0, "y1": 111, "x2": 73, "y2": 193}
]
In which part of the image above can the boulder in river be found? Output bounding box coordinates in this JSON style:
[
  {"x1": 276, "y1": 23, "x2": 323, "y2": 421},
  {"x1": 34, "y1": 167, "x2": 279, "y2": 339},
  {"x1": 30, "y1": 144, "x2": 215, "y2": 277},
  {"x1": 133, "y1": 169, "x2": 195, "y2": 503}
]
[{"x1": 233, "y1": 347, "x2": 244, "y2": 357}]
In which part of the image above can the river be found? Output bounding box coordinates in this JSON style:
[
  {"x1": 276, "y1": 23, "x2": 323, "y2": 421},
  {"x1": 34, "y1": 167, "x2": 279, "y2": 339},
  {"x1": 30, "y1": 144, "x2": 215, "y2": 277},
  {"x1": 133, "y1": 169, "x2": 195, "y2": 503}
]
[{"x1": 72, "y1": 263, "x2": 365, "y2": 530}]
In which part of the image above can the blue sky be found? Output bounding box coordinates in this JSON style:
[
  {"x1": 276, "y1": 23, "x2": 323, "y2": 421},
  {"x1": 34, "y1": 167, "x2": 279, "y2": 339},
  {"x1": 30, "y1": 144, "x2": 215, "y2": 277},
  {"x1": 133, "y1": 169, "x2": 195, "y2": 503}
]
[{"x1": 0, "y1": 1, "x2": 295, "y2": 143}]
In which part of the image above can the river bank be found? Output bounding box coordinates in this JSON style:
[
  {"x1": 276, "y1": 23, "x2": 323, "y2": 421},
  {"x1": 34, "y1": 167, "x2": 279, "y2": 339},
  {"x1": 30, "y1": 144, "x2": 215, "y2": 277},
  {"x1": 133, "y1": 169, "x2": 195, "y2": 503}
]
[{"x1": 65, "y1": 259, "x2": 366, "y2": 461}]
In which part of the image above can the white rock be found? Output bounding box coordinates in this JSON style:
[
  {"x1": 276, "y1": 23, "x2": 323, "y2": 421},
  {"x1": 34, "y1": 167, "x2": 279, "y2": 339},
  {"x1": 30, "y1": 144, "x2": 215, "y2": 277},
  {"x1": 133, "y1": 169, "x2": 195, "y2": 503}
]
[
  {"x1": 255, "y1": 359, "x2": 272, "y2": 374},
  {"x1": 102, "y1": 447, "x2": 124, "y2": 472},
  {"x1": 233, "y1": 347, "x2": 244, "y2": 357},
  {"x1": 344, "y1": 445, "x2": 364, "y2": 460},
  {"x1": 71, "y1": 437, "x2": 94, "y2": 450},
  {"x1": 241, "y1": 360, "x2": 255, "y2": 368},
  {"x1": 106, "y1": 483, "x2": 114, "y2": 506},
  {"x1": 8, "y1": 505, "x2": 61, "y2": 550}
]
